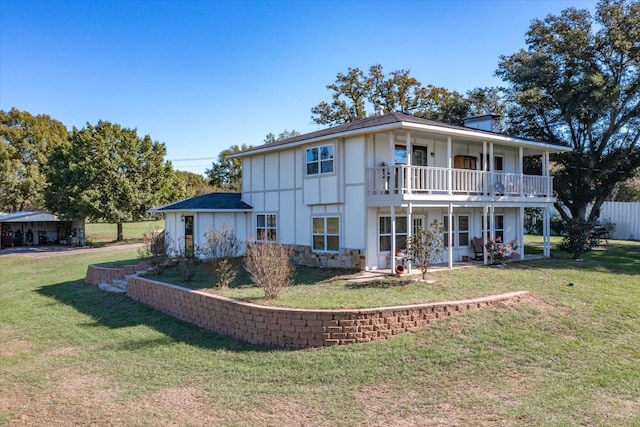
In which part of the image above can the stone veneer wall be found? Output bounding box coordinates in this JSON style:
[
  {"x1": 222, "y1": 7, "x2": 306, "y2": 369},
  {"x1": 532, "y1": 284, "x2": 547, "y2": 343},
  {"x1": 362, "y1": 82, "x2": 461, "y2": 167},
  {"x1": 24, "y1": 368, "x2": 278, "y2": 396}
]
[
  {"x1": 120, "y1": 272, "x2": 528, "y2": 349},
  {"x1": 290, "y1": 245, "x2": 364, "y2": 270}
]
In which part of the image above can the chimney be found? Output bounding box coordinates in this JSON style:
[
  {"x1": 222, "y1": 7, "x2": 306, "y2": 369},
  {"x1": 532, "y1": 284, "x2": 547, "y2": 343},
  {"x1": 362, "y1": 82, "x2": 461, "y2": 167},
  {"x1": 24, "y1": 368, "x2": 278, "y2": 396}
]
[
  {"x1": 374, "y1": 104, "x2": 385, "y2": 116},
  {"x1": 463, "y1": 113, "x2": 501, "y2": 133}
]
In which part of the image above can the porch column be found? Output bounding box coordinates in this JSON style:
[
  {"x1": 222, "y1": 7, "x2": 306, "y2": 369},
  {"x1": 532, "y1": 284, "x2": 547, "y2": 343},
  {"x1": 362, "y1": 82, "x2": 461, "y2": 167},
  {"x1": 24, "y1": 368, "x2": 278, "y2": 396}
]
[
  {"x1": 490, "y1": 203, "x2": 495, "y2": 242},
  {"x1": 407, "y1": 203, "x2": 412, "y2": 273},
  {"x1": 543, "y1": 206, "x2": 551, "y2": 257},
  {"x1": 447, "y1": 136, "x2": 452, "y2": 195},
  {"x1": 519, "y1": 204, "x2": 525, "y2": 260},
  {"x1": 448, "y1": 202, "x2": 453, "y2": 269},
  {"x1": 391, "y1": 205, "x2": 397, "y2": 274},
  {"x1": 483, "y1": 204, "x2": 489, "y2": 265},
  {"x1": 406, "y1": 131, "x2": 412, "y2": 193}
]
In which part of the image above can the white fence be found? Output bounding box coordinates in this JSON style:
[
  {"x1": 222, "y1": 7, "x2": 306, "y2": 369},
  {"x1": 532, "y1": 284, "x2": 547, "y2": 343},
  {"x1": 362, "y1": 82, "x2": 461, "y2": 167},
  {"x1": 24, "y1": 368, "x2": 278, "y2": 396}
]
[{"x1": 598, "y1": 202, "x2": 640, "y2": 240}]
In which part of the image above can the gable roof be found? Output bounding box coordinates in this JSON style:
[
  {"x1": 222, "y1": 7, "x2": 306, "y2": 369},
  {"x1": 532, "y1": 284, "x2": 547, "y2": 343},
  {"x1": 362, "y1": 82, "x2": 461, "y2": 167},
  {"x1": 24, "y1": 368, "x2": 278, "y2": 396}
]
[
  {"x1": 150, "y1": 192, "x2": 253, "y2": 213},
  {"x1": 232, "y1": 111, "x2": 571, "y2": 157}
]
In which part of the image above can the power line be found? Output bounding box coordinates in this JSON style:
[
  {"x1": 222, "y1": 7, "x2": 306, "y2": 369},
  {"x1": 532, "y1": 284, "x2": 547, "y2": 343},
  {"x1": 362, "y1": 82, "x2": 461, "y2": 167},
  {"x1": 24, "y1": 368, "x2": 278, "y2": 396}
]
[{"x1": 168, "y1": 157, "x2": 217, "y2": 162}]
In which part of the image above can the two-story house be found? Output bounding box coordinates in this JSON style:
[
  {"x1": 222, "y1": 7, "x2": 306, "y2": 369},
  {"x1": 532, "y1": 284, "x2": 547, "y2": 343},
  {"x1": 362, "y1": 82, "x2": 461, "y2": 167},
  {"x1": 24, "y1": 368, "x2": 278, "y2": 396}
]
[{"x1": 152, "y1": 111, "x2": 571, "y2": 271}]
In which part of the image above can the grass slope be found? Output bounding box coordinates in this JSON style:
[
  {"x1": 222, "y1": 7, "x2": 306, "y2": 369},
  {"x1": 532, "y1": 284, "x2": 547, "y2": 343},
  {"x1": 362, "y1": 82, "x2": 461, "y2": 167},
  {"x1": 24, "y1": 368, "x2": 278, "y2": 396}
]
[{"x1": 0, "y1": 241, "x2": 639, "y2": 426}]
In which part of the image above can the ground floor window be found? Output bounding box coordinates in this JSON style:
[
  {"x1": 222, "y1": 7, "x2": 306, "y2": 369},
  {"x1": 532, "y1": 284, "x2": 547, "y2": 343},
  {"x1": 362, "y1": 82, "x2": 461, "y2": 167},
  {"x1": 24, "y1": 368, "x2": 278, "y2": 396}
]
[
  {"x1": 483, "y1": 214, "x2": 504, "y2": 242},
  {"x1": 312, "y1": 216, "x2": 339, "y2": 252},
  {"x1": 379, "y1": 216, "x2": 407, "y2": 251},
  {"x1": 443, "y1": 214, "x2": 469, "y2": 247},
  {"x1": 256, "y1": 214, "x2": 277, "y2": 241}
]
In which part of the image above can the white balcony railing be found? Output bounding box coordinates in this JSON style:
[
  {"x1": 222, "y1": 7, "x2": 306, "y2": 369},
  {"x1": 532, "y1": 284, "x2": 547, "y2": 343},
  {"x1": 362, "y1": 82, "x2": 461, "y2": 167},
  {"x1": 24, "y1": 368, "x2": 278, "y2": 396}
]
[{"x1": 367, "y1": 165, "x2": 553, "y2": 198}]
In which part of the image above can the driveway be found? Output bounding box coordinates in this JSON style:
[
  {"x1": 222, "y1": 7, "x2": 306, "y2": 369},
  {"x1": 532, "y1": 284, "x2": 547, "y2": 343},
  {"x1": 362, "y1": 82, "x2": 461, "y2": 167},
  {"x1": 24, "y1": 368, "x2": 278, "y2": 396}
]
[{"x1": 0, "y1": 243, "x2": 144, "y2": 259}]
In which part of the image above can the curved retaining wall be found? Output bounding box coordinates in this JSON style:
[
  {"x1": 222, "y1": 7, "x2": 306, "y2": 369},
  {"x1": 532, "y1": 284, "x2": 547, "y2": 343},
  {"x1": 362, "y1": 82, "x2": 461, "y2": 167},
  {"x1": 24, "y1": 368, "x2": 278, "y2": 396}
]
[
  {"x1": 120, "y1": 273, "x2": 528, "y2": 349},
  {"x1": 85, "y1": 261, "x2": 149, "y2": 285}
]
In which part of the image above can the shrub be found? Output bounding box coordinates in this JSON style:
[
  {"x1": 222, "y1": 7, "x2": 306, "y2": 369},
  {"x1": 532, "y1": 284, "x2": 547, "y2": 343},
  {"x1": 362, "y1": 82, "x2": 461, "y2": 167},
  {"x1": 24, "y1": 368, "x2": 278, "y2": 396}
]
[
  {"x1": 138, "y1": 229, "x2": 168, "y2": 274},
  {"x1": 244, "y1": 241, "x2": 294, "y2": 299},
  {"x1": 405, "y1": 222, "x2": 444, "y2": 280},
  {"x1": 485, "y1": 237, "x2": 519, "y2": 264},
  {"x1": 200, "y1": 225, "x2": 242, "y2": 288},
  {"x1": 558, "y1": 218, "x2": 592, "y2": 259}
]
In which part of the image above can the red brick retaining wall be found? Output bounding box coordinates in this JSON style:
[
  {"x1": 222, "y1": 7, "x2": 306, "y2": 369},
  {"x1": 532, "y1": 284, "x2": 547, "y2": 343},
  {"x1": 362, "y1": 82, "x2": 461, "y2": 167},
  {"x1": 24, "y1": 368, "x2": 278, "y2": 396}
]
[{"x1": 123, "y1": 273, "x2": 528, "y2": 349}]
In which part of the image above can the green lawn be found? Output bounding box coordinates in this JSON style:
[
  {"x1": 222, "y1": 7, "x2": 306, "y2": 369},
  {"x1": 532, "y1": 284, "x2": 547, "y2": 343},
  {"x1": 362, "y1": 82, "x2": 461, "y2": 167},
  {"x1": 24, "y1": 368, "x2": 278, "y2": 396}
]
[
  {"x1": 84, "y1": 219, "x2": 163, "y2": 245},
  {"x1": 1, "y1": 240, "x2": 639, "y2": 426}
]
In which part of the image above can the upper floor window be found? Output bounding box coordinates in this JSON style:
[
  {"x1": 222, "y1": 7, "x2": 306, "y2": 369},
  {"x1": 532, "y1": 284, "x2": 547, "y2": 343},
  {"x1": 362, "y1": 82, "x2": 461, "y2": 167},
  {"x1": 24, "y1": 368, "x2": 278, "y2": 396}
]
[
  {"x1": 256, "y1": 214, "x2": 277, "y2": 241},
  {"x1": 306, "y1": 144, "x2": 334, "y2": 176}
]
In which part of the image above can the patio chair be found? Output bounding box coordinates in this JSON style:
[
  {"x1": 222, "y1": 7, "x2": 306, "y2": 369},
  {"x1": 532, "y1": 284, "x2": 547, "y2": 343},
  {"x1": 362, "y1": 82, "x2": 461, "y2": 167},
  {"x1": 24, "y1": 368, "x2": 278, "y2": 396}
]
[{"x1": 471, "y1": 236, "x2": 484, "y2": 260}]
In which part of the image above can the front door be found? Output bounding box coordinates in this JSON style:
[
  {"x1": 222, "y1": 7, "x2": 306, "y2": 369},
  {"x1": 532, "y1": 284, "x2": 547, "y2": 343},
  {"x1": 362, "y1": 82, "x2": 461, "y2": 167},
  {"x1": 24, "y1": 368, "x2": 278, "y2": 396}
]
[
  {"x1": 184, "y1": 215, "x2": 194, "y2": 257},
  {"x1": 412, "y1": 146, "x2": 428, "y2": 166}
]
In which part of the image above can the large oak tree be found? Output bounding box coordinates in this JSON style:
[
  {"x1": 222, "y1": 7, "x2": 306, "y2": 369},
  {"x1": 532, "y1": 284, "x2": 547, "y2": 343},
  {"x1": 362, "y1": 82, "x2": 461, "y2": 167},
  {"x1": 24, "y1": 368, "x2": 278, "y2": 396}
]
[
  {"x1": 497, "y1": 0, "x2": 640, "y2": 223},
  {"x1": 0, "y1": 108, "x2": 69, "y2": 212},
  {"x1": 45, "y1": 121, "x2": 174, "y2": 240},
  {"x1": 311, "y1": 64, "x2": 503, "y2": 127}
]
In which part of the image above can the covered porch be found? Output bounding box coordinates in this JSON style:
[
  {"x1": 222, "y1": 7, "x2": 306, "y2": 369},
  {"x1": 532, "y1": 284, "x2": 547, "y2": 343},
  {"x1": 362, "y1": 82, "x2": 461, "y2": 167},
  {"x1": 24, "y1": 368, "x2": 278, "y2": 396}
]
[{"x1": 366, "y1": 202, "x2": 554, "y2": 273}]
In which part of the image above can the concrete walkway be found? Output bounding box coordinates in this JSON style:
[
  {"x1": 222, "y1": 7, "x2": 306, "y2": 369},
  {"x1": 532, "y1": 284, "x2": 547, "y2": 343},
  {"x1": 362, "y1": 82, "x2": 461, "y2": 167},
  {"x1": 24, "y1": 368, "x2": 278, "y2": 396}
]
[{"x1": 348, "y1": 255, "x2": 545, "y2": 283}]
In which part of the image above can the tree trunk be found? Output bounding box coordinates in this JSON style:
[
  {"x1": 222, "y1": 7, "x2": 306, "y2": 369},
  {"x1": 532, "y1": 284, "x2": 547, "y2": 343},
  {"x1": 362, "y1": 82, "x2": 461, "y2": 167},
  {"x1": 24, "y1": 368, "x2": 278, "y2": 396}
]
[{"x1": 117, "y1": 222, "x2": 123, "y2": 241}]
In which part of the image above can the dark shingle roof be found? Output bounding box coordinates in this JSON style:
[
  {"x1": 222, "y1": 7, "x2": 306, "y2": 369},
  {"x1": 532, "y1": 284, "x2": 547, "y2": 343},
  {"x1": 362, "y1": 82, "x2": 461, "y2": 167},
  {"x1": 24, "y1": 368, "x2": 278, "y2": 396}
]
[
  {"x1": 233, "y1": 111, "x2": 570, "y2": 156},
  {"x1": 151, "y1": 192, "x2": 253, "y2": 212}
]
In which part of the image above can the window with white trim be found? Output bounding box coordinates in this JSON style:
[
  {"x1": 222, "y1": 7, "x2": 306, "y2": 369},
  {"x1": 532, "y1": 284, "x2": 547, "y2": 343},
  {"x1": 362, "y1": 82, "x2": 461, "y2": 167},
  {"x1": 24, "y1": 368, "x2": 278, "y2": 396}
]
[
  {"x1": 312, "y1": 216, "x2": 339, "y2": 252},
  {"x1": 256, "y1": 214, "x2": 277, "y2": 241},
  {"x1": 443, "y1": 215, "x2": 470, "y2": 247},
  {"x1": 482, "y1": 214, "x2": 504, "y2": 242},
  {"x1": 306, "y1": 144, "x2": 334, "y2": 176},
  {"x1": 379, "y1": 216, "x2": 407, "y2": 251}
]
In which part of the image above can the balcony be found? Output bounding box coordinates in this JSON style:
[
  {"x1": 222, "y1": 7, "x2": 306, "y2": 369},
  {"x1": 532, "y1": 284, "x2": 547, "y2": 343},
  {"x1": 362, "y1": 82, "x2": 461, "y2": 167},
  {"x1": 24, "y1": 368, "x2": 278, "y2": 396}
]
[{"x1": 366, "y1": 165, "x2": 553, "y2": 200}]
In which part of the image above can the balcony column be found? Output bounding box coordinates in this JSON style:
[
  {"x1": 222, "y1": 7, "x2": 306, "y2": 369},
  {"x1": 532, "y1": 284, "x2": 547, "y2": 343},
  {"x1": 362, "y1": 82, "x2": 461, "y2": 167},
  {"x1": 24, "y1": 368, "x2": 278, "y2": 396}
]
[
  {"x1": 448, "y1": 202, "x2": 453, "y2": 269},
  {"x1": 489, "y1": 142, "x2": 494, "y2": 195},
  {"x1": 447, "y1": 137, "x2": 452, "y2": 195},
  {"x1": 519, "y1": 147, "x2": 524, "y2": 196},
  {"x1": 390, "y1": 133, "x2": 396, "y2": 194},
  {"x1": 482, "y1": 140, "x2": 488, "y2": 194},
  {"x1": 545, "y1": 151, "x2": 551, "y2": 196},
  {"x1": 406, "y1": 131, "x2": 412, "y2": 194}
]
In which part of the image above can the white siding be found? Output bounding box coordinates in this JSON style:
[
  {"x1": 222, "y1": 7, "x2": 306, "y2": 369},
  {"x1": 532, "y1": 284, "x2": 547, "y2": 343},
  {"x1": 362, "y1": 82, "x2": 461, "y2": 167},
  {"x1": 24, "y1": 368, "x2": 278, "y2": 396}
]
[{"x1": 265, "y1": 153, "x2": 279, "y2": 190}]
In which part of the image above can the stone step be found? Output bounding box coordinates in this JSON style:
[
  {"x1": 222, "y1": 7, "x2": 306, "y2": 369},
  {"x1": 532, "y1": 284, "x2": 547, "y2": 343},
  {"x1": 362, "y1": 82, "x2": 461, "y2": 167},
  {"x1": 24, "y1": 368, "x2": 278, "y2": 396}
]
[{"x1": 98, "y1": 282, "x2": 127, "y2": 293}]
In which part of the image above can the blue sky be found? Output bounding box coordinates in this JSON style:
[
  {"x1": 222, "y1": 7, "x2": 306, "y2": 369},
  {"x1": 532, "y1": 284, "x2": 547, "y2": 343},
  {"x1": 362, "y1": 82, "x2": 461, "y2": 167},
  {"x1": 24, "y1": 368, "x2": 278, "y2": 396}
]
[{"x1": 1, "y1": 0, "x2": 598, "y2": 175}]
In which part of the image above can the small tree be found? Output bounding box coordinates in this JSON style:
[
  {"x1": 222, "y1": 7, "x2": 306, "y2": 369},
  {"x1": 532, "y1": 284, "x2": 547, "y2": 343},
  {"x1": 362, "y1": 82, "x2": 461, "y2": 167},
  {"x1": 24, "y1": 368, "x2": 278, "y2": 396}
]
[
  {"x1": 243, "y1": 241, "x2": 294, "y2": 299},
  {"x1": 137, "y1": 228, "x2": 168, "y2": 274},
  {"x1": 405, "y1": 222, "x2": 444, "y2": 280},
  {"x1": 200, "y1": 224, "x2": 242, "y2": 288},
  {"x1": 558, "y1": 218, "x2": 593, "y2": 260}
]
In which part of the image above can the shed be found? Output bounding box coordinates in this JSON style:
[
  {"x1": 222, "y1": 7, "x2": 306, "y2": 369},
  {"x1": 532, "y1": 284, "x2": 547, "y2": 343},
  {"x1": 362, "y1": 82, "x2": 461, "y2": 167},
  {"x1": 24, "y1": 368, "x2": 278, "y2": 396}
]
[{"x1": 0, "y1": 211, "x2": 85, "y2": 249}]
